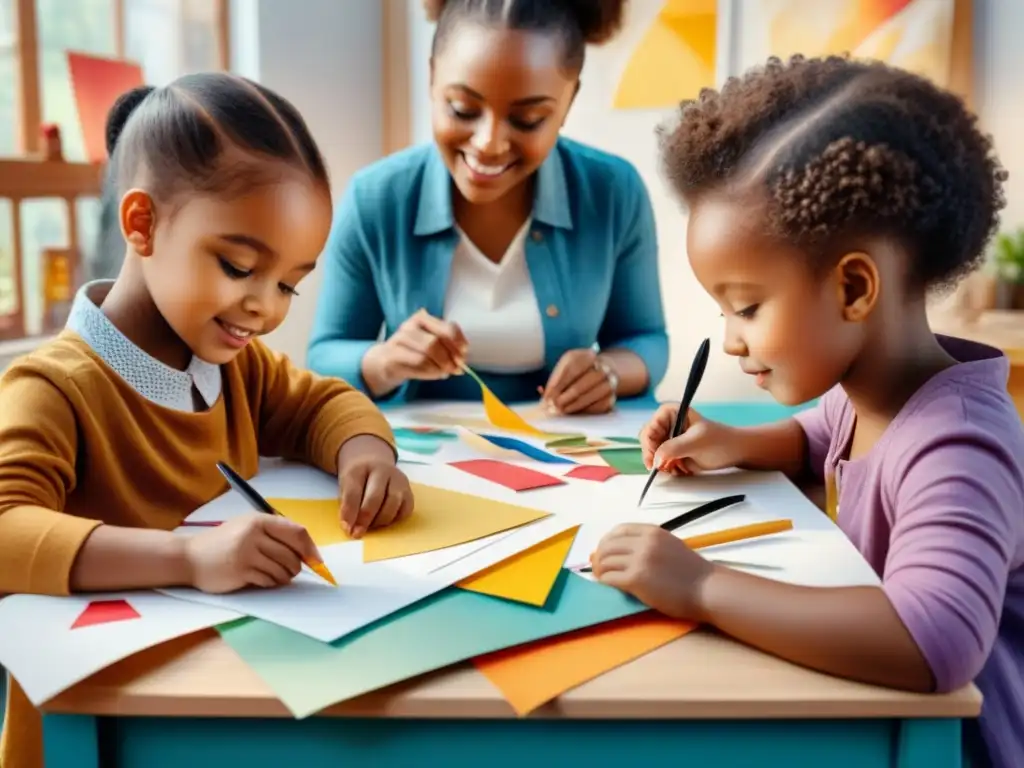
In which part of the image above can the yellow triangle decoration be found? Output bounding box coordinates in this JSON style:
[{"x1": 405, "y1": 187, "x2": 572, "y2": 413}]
[
  {"x1": 457, "y1": 526, "x2": 579, "y2": 606},
  {"x1": 613, "y1": 0, "x2": 717, "y2": 110}
]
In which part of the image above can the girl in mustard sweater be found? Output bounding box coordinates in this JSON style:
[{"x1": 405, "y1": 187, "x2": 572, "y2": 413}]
[{"x1": 0, "y1": 73, "x2": 412, "y2": 768}]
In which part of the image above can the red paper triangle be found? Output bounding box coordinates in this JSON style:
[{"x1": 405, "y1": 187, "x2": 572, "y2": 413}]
[{"x1": 71, "y1": 599, "x2": 142, "y2": 629}]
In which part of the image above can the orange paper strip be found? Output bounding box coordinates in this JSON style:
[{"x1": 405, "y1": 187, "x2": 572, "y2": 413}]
[{"x1": 474, "y1": 613, "x2": 696, "y2": 715}]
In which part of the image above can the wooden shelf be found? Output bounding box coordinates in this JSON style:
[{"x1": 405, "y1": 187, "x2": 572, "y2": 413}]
[{"x1": 0, "y1": 158, "x2": 104, "y2": 200}]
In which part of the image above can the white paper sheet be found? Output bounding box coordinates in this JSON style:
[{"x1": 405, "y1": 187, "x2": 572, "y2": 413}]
[
  {"x1": 0, "y1": 592, "x2": 242, "y2": 706},
  {"x1": 159, "y1": 545, "x2": 449, "y2": 643},
  {"x1": 572, "y1": 528, "x2": 880, "y2": 589},
  {"x1": 564, "y1": 469, "x2": 839, "y2": 567}
]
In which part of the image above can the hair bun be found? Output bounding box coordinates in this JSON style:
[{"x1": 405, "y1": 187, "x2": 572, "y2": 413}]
[
  {"x1": 105, "y1": 85, "x2": 155, "y2": 156},
  {"x1": 568, "y1": 0, "x2": 627, "y2": 44},
  {"x1": 422, "y1": 0, "x2": 449, "y2": 22}
]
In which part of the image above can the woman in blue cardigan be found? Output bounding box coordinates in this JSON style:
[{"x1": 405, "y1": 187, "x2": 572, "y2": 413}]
[{"x1": 308, "y1": 0, "x2": 668, "y2": 414}]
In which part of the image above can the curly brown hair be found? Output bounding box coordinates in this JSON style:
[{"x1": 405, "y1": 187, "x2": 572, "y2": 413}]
[
  {"x1": 658, "y1": 54, "x2": 1007, "y2": 291},
  {"x1": 424, "y1": 0, "x2": 627, "y2": 72}
]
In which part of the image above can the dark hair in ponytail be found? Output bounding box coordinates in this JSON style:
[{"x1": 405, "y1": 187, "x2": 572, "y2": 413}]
[
  {"x1": 424, "y1": 0, "x2": 627, "y2": 73},
  {"x1": 105, "y1": 73, "x2": 329, "y2": 209}
]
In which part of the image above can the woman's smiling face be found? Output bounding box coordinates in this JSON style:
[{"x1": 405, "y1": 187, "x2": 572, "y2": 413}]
[{"x1": 430, "y1": 24, "x2": 578, "y2": 205}]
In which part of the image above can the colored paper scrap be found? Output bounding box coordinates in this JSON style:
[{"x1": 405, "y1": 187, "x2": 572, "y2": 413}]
[
  {"x1": 545, "y1": 435, "x2": 589, "y2": 449},
  {"x1": 474, "y1": 613, "x2": 696, "y2": 715},
  {"x1": 71, "y1": 599, "x2": 141, "y2": 629},
  {"x1": 217, "y1": 570, "x2": 647, "y2": 719},
  {"x1": 450, "y1": 459, "x2": 566, "y2": 492},
  {"x1": 566, "y1": 465, "x2": 619, "y2": 483},
  {"x1": 481, "y1": 434, "x2": 575, "y2": 464},
  {"x1": 456, "y1": 428, "x2": 524, "y2": 459},
  {"x1": 457, "y1": 526, "x2": 579, "y2": 606},
  {"x1": 598, "y1": 447, "x2": 648, "y2": 475},
  {"x1": 613, "y1": 0, "x2": 717, "y2": 109},
  {"x1": 0, "y1": 592, "x2": 242, "y2": 706},
  {"x1": 270, "y1": 483, "x2": 549, "y2": 562},
  {"x1": 461, "y1": 365, "x2": 546, "y2": 436}
]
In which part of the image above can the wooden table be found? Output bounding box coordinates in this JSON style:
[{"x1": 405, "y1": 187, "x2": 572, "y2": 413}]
[
  {"x1": 33, "y1": 400, "x2": 980, "y2": 768},
  {"x1": 40, "y1": 625, "x2": 979, "y2": 768}
]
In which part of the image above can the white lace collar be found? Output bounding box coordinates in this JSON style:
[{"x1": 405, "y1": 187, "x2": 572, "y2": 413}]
[{"x1": 66, "y1": 280, "x2": 222, "y2": 412}]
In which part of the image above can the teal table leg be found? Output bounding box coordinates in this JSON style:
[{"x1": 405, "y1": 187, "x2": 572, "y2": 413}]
[
  {"x1": 896, "y1": 718, "x2": 963, "y2": 768},
  {"x1": 41, "y1": 715, "x2": 964, "y2": 768},
  {"x1": 42, "y1": 713, "x2": 100, "y2": 768}
]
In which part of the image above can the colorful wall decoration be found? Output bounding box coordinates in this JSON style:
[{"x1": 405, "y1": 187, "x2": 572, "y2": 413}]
[
  {"x1": 613, "y1": 0, "x2": 962, "y2": 111},
  {"x1": 613, "y1": 0, "x2": 718, "y2": 110}
]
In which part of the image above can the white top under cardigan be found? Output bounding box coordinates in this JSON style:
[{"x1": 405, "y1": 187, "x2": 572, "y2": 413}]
[{"x1": 441, "y1": 219, "x2": 546, "y2": 374}]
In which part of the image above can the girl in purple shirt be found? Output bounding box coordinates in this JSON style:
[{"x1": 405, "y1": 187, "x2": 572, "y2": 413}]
[{"x1": 590, "y1": 55, "x2": 1024, "y2": 768}]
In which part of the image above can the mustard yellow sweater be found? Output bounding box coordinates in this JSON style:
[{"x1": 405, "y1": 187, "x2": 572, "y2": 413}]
[{"x1": 0, "y1": 332, "x2": 394, "y2": 768}]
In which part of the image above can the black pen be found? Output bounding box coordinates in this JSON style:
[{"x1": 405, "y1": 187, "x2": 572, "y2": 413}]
[
  {"x1": 637, "y1": 337, "x2": 710, "y2": 507},
  {"x1": 574, "y1": 494, "x2": 746, "y2": 573}
]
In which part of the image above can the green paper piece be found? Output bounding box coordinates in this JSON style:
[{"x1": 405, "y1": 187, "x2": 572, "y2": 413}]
[
  {"x1": 545, "y1": 436, "x2": 589, "y2": 448},
  {"x1": 218, "y1": 570, "x2": 646, "y2": 719},
  {"x1": 599, "y1": 446, "x2": 648, "y2": 475},
  {"x1": 395, "y1": 435, "x2": 441, "y2": 455},
  {"x1": 606, "y1": 436, "x2": 641, "y2": 445}
]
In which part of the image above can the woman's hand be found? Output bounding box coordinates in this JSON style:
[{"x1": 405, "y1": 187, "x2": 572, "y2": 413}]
[
  {"x1": 539, "y1": 348, "x2": 619, "y2": 415},
  {"x1": 362, "y1": 309, "x2": 468, "y2": 395}
]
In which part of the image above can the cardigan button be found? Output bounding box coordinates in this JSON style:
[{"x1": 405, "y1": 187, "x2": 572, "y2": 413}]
[
  {"x1": 531, "y1": 230, "x2": 543, "y2": 242},
  {"x1": 545, "y1": 304, "x2": 560, "y2": 318}
]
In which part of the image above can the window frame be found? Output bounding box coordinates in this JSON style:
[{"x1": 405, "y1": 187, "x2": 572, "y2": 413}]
[{"x1": 0, "y1": 0, "x2": 229, "y2": 346}]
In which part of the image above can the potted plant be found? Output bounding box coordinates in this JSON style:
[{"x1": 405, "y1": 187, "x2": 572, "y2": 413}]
[{"x1": 991, "y1": 227, "x2": 1024, "y2": 310}]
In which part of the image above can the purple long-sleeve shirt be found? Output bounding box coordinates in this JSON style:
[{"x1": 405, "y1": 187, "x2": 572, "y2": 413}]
[{"x1": 794, "y1": 335, "x2": 1024, "y2": 768}]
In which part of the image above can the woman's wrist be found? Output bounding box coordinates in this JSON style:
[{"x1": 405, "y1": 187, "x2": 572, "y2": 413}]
[{"x1": 360, "y1": 343, "x2": 402, "y2": 398}]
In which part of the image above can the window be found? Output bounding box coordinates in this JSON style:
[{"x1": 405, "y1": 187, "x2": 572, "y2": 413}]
[{"x1": 0, "y1": 0, "x2": 229, "y2": 343}]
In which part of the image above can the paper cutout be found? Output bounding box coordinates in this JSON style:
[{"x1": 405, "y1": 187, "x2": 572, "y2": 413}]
[
  {"x1": 546, "y1": 435, "x2": 589, "y2": 448},
  {"x1": 461, "y1": 365, "x2": 547, "y2": 436},
  {"x1": 0, "y1": 592, "x2": 242, "y2": 706},
  {"x1": 456, "y1": 428, "x2": 524, "y2": 459},
  {"x1": 449, "y1": 459, "x2": 566, "y2": 492},
  {"x1": 480, "y1": 434, "x2": 575, "y2": 464},
  {"x1": 457, "y1": 526, "x2": 579, "y2": 606},
  {"x1": 67, "y1": 52, "x2": 146, "y2": 162},
  {"x1": 566, "y1": 465, "x2": 620, "y2": 483},
  {"x1": 474, "y1": 614, "x2": 696, "y2": 715},
  {"x1": 613, "y1": 0, "x2": 717, "y2": 109},
  {"x1": 270, "y1": 483, "x2": 549, "y2": 562},
  {"x1": 70, "y1": 599, "x2": 141, "y2": 629},
  {"x1": 217, "y1": 570, "x2": 647, "y2": 718},
  {"x1": 598, "y1": 447, "x2": 648, "y2": 475}
]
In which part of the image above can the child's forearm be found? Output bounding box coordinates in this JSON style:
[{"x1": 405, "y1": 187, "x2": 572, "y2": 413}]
[
  {"x1": 733, "y1": 418, "x2": 811, "y2": 479},
  {"x1": 695, "y1": 565, "x2": 934, "y2": 692},
  {"x1": 69, "y1": 525, "x2": 192, "y2": 592}
]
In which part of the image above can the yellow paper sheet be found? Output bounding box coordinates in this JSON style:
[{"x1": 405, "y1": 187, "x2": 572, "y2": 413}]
[
  {"x1": 269, "y1": 483, "x2": 549, "y2": 563},
  {"x1": 457, "y1": 526, "x2": 579, "y2": 606},
  {"x1": 613, "y1": 0, "x2": 717, "y2": 109}
]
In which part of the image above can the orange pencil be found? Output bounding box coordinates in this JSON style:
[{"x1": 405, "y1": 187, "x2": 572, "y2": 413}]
[
  {"x1": 682, "y1": 519, "x2": 794, "y2": 550},
  {"x1": 216, "y1": 461, "x2": 338, "y2": 586},
  {"x1": 576, "y1": 518, "x2": 793, "y2": 573}
]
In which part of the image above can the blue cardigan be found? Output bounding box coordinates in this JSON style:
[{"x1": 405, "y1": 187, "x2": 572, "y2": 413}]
[{"x1": 307, "y1": 137, "x2": 668, "y2": 404}]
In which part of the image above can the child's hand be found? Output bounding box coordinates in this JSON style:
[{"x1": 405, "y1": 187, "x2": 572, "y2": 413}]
[
  {"x1": 337, "y1": 435, "x2": 414, "y2": 538},
  {"x1": 185, "y1": 514, "x2": 319, "y2": 593},
  {"x1": 640, "y1": 405, "x2": 745, "y2": 474},
  {"x1": 590, "y1": 523, "x2": 715, "y2": 619}
]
